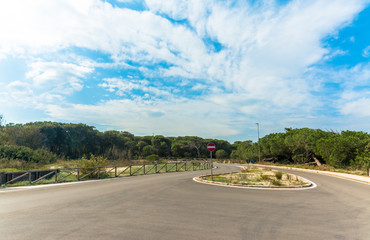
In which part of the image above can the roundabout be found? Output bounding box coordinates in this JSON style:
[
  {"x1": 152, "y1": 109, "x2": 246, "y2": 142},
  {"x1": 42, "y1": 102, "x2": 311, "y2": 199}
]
[{"x1": 0, "y1": 163, "x2": 369, "y2": 240}]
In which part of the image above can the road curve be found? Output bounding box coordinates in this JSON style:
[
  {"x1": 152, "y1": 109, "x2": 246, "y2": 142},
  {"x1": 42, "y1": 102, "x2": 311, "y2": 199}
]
[{"x1": 1, "y1": 164, "x2": 369, "y2": 240}]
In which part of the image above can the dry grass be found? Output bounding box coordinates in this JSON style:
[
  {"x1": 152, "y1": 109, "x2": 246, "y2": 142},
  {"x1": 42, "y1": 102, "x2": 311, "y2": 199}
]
[{"x1": 203, "y1": 167, "x2": 307, "y2": 187}]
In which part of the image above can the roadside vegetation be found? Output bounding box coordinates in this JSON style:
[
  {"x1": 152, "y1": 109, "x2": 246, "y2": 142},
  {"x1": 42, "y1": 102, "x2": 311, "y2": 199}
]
[
  {"x1": 201, "y1": 167, "x2": 308, "y2": 187},
  {"x1": 231, "y1": 128, "x2": 370, "y2": 176},
  {"x1": 0, "y1": 119, "x2": 231, "y2": 171},
  {"x1": 2, "y1": 159, "x2": 209, "y2": 187},
  {"x1": 0, "y1": 115, "x2": 369, "y2": 175}
]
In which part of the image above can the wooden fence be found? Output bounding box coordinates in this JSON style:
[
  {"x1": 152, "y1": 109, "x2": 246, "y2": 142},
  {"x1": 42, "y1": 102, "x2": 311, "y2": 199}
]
[{"x1": 0, "y1": 161, "x2": 211, "y2": 187}]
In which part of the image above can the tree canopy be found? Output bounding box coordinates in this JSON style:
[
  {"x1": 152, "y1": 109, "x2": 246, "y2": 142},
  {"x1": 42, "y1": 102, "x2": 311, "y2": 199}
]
[
  {"x1": 0, "y1": 120, "x2": 369, "y2": 173},
  {"x1": 0, "y1": 121, "x2": 233, "y2": 163},
  {"x1": 231, "y1": 128, "x2": 370, "y2": 171}
]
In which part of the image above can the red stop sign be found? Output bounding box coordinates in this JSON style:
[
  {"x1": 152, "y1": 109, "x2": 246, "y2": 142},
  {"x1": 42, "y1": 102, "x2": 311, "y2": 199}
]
[{"x1": 207, "y1": 142, "x2": 216, "y2": 152}]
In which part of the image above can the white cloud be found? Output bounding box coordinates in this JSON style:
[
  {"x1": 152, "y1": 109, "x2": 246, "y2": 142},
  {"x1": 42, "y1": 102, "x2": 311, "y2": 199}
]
[
  {"x1": 1, "y1": 0, "x2": 365, "y2": 95},
  {"x1": 145, "y1": 0, "x2": 189, "y2": 20},
  {"x1": 99, "y1": 78, "x2": 172, "y2": 98},
  {"x1": 117, "y1": 0, "x2": 137, "y2": 3},
  {"x1": 340, "y1": 94, "x2": 370, "y2": 117},
  {"x1": 191, "y1": 83, "x2": 206, "y2": 91},
  {"x1": 363, "y1": 46, "x2": 370, "y2": 57},
  {"x1": 44, "y1": 95, "x2": 240, "y2": 138},
  {"x1": 305, "y1": 62, "x2": 370, "y2": 119},
  {"x1": 0, "y1": 59, "x2": 93, "y2": 111},
  {"x1": 5, "y1": 81, "x2": 34, "y2": 104},
  {"x1": 335, "y1": 63, "x2": 370, "y2": 89},
  {"x1": 1, "y1": 0, "x2": 369, "y2": 140},
  {"x1": 26, "y1": 61, "x2": 92, "y2": 88}
]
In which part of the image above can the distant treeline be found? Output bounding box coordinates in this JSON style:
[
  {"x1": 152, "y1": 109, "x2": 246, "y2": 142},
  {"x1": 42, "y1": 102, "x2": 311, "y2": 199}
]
[
  {"x1": 232, "y1": 128, "x2": 370, "y2": 170},
  {"x1": 0, "y1": 121, "x2": 233, "y2": 163},
  {"x1": 0, "y1": 121, "x2": 369, "y2": 171}
]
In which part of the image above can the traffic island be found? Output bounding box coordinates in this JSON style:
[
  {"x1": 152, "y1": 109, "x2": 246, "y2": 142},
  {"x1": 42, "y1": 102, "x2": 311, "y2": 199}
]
[{"x1": 195, "y1": 167, "x2": 313, "y2": 188}]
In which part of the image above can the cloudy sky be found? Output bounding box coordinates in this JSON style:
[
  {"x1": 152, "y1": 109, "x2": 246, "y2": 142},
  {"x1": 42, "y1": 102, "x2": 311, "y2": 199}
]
[{"x1": 0, "y1": 0, "x2": 369, "y2": 142}]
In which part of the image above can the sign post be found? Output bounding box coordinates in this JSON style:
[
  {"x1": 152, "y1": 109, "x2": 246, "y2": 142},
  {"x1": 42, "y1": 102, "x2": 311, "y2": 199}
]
[{"x1": 207, "y1": 143, "x2": 216, "y2": 181}]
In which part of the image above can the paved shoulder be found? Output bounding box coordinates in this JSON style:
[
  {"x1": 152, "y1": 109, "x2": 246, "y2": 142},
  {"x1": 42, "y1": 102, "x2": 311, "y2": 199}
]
[{"x1": 251, "y1": 163, "x2": 370, "y2": 185}]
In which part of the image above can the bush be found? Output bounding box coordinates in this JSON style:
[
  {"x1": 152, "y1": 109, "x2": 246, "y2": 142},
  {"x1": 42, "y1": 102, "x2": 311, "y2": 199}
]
[
  {"x1": 77, "y1": 155, "x2": 108, "y2": 179},
  {"x1": 146, "y1": 154, "x2": 159, "y2": 161},
  {"x1": 260, "y1": 174, "x2": 271, "y2": 180},
  {"x1": 0, "y1": 145, "x2": 56, "y2": 164},
  {"x1": 272, "y1": 179, "x2": 283, "y2": 186},
  {"x1": 275, "y1": 171, "x2": 283, "y2": 180}
]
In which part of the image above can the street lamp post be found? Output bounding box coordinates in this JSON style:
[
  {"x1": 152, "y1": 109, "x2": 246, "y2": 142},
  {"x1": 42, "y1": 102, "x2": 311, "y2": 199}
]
[{"x1": 256, "y1": 123, "x2": 261, "y2": 162}]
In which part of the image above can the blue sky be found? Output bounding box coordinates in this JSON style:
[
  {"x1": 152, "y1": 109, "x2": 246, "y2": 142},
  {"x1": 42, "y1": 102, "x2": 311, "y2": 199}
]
[{"x1": 0, "y1": 0, "x2": 369, "y2": 142}]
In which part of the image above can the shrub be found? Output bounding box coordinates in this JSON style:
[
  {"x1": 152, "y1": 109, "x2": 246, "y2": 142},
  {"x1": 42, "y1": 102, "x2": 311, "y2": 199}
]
[
  {"x1": 272, "y1": 179, "x2": 283, "y2": 186},
  {"x1": 260, "y1": 174, "x2": 271, "y2": 181},
  {"x1": 146, "y1": 154, "x2": 159, "y2": 161},
  {"x1": 275, "y1": 171, "x2": 283, "y2": 180},
  {"x1": 77, "y1": 155, "x2": 108, "y2": 179},
  {"x1": 0, "y1": 145, "x2": 56, "y2": 164}
]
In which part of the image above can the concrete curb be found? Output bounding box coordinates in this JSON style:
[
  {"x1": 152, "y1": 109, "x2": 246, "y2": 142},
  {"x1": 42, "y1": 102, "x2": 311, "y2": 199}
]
[{"x1": 193, "y1": 167, "x2": 317, "y2": 191}]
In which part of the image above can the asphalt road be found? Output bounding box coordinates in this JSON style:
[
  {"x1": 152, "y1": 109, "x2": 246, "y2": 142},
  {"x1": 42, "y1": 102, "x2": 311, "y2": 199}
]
[{"x1": 1, "y1": 164, "x2": 369, "y2": 240}]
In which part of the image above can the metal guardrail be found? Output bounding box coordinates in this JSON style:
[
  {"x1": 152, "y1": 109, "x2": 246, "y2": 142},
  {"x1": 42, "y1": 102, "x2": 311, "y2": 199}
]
[{"x1": 0, "y1": 162, "x2": 211, "y2": 187}]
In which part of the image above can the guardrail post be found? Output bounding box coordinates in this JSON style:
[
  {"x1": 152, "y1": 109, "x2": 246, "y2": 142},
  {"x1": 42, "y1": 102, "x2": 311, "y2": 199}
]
[
  {"x1": 130, "y1": 166, "x2": 132, "y2": 176},
  {"x1": 165, "y1": 163, "x2": 167, "y2": 172},
  {"x1": 28, "y1": 171, "x2": 32, "y2": 185},
  {"x1": 115, "y1": 167, "x2": 117, "y2": 177},
  {"x1": 144, "y1": 164, "x2": 146, "y2": 174},
  {"x1": 55, "y1": 170, "x2": 58, "y2": 183},
  {"x1": 176, "y1": 162, "x2": 178, "y2": 172},
  {"x1": 155, "y1": 163, "x2": 157, "y2": 173},
  {"x1": 185, "y1": 162, "x2": 187, "y2": 171},
  {"x1": 77, "y1": 168, "x2": 80, "y2": 181}
]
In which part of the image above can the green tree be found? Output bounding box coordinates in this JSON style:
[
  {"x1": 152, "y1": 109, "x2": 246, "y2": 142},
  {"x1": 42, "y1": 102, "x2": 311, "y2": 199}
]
[
  {"x1": 230, "y1": 140, "x2": 252, "y2": 159},
  {"x1": 142, "y1": 145, "x2": 154, "y2": 156},
  {"x1": 315, "y1": 131, "x2": 369, "y2": 168},
  {"x1": 0, "y1": 114, "x2": 4, "y2": 129},
  {"x1": 356, "y1": 142, "x2": 370, "y2": 175},
  {"x1": 171, "y1": 140, "x2": 191, "y2": 158},
  {"x1": 284, "y1": 128, "x2": 330, "y2": 164},
  {"x1": 151, "y1": 135, "x2": 170, "y2": 157},
  {"x1": 215, "y1": 149, "x2": 228, "y2": 159},
  {"x1": 136, "y1": 140, "x2": 148, "y2": 157},
  {"x1": 186, "y1": 136, "x2": 204, "y2": 157}
]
